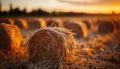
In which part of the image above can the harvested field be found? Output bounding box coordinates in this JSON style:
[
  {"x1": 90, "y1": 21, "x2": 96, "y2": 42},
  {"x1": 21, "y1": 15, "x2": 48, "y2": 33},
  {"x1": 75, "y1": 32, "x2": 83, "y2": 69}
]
[{"x1": 0, "y1": 16, "x2": 120, "y2": 69}]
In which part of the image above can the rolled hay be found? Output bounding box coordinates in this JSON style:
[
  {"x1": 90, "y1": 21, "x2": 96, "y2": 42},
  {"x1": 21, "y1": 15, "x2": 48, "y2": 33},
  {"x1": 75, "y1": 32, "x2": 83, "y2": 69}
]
[
  {"x1": 14, "y1": 18, "x2": 28, "y2": 29},
  {"x1": 96, "y1": 20, "x2": 116, "y2": 34},
  {"x1": 63, "y1": 20, "x2": 88, "y2": 39},
  {"x1": 36, "y1": 18, "x2": 46, "y2": 28},
  {"x1": 26, "y1": 18, "x2": 46, "y2": 30},
  {"x1": 0, "y1": 18, "x2": 14, "y2": 25},
  {"x1": 27, "y1": 27, "x2": 76, "y2": 69},
  {"x1": 82, "y1": 20, "x2": 94, "y2": 30},
  {"x1": 111, "y1": 20, "x2": 120, "y2": 30},
  {"x1": 0, "y1": 23, "x2": 29, "y2": 68},
  {"x1": 0, "y1": 23, "x2": 22, "y2": 53},
  {"x1": 46, "y1": 19, "x2": 63, "y2": 27}
]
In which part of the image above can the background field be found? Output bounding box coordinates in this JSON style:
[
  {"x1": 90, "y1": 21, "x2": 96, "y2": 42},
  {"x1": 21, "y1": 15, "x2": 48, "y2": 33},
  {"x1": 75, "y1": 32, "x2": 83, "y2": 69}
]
[{"x1": 0, "y1": 15, "x2": 120, "y2": 69}]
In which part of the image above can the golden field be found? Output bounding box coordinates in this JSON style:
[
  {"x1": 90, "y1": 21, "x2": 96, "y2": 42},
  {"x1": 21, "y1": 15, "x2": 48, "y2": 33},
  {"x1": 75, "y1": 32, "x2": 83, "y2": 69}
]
[{"x1": 0, "y1": 15, "x2": 120, "y2": 69}]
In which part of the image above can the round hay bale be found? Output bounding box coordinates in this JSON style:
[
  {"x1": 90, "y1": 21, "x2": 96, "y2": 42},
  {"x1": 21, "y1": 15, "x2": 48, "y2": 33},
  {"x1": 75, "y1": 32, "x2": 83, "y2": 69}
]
[
  {"x1": 0, "y1": 23, "x2": 22, "y2": 53},
  {"x1": 26, "y1": 18, "x2": 46, "y2": 30},
  {"x1": 82, "y1": 20, "x2": 93, "y2": 30},
  {"x1": 97, "y1": 20, "x2": 116, "y2": 34},
  {"x1": 46, "y1": 19, "x2": 63, "y2": 27},
  {"x1": 0, "y1": 18, "x2": 14, "y2": 25},
  {"x1": 36, "y1": 18, "x2": 46, "y2": 28},
  {"x1": 27, "y1": 27, "x2": 76, "y2": 69},
  {"x1": 14, "y1": 18, "x2": 28, "y2": 29},
  {"x1": 111, "y1": 20, "x2": 120, "y2": 30},
  {"x1": 63, "y1": 20, "x2": 88, "y2": 39}
]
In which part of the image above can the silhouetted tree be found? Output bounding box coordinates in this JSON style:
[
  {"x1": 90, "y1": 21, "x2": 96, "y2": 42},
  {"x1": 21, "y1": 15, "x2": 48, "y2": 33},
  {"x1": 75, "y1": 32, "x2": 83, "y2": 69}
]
[
  {"x1": 29, "y1": 9, "x2": 49, "y2": 16},
  {"x1": 10, "y1": 3, "x2": 13, "y2": 12}
]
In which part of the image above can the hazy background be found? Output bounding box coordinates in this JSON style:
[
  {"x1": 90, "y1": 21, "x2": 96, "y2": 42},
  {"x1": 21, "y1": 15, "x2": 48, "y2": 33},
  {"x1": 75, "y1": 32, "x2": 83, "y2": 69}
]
[{"x1": 1, "y1": 0, "x2": 120, "y2": 14}]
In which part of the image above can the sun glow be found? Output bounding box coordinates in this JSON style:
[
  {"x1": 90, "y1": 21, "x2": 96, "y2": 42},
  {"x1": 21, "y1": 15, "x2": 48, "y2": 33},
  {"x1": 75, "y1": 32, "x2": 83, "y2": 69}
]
[{"x1": 0, "y1": 0, "x2": 120, "y2": 14}]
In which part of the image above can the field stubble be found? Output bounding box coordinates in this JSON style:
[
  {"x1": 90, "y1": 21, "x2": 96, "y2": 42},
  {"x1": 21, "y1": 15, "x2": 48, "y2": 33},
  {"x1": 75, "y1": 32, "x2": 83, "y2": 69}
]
[{"x1": 0, "y1": 16, "x2": 120, "y2": 69}]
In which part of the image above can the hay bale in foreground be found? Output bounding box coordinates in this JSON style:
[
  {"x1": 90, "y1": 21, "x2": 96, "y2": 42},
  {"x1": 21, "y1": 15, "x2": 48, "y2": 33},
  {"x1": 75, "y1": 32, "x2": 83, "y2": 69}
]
[
  {"x1": 26, "y1": 18, "x2": 46, "y2": 30},
  {"x1": 27, "y1": 27, "x2": 76, "y2": 69},
  {"x1": 63, "y1": 20, "x2": 88, "y2": 39},
  {"x1": 46, "y1": 19, "x2": 63, "y2": 27},
  {"x1": 0, "y1": 23, "x2": 22, "y2": 53},
  {"x1": 97, "y1": 20, "x2": 115, "y2": 34},
  {"x1": 14, "y1": 18, "x2": 28, "y2": 29}
]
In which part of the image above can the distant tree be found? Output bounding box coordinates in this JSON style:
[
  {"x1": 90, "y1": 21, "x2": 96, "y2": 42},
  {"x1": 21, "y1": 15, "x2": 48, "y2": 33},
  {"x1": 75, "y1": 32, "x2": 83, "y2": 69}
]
[
  {"x1": 10, "y1": 3, "x2": 13, "y2": 11},
  {"x1": 112, "y1": 11, "x2": 115, "y2": 14}
]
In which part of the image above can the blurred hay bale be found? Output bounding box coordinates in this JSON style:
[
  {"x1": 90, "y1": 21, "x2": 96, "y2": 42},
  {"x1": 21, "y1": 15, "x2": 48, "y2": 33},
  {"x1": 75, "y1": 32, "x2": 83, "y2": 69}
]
[
  {"x1": 96, "y1": 20, "x2": 116, "y2": 34},
  {"x1": 27, "y1": 27, "x2": 76, "y2": 69},
  {"x1": 0, "y1": 18, "x2": 14, "y2": 25},
  {"x1": 0, "y1": 23, "x2": 22, "y2": 53},
  {"x1": 63, "y1": 20, "x2": 88, "y2": 39},
  {"x1": 111, "y1": 20, "x2": 120, "y2": 31},
  {"x1": 46, "y1": 19, "x2": 63, "y2": 27},
  {"x1": 14, "y1": 18, "x2": 28, "y2": 29},
  {"x1": 26, "y1": 18, "x2": 46, "y2": 30},
  {"x1": 82, "y1": 20, "x2": 94, "y2": 30},
  {"x1": 36, "y1": 18, "x2": 46, "y2": 28}
]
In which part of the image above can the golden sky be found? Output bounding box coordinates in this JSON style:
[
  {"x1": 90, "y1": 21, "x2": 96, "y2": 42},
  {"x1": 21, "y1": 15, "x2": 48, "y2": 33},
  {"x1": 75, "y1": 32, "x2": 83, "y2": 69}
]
[{"x1": 1, "y1": 0, "x2": 120, "y2": 14}]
